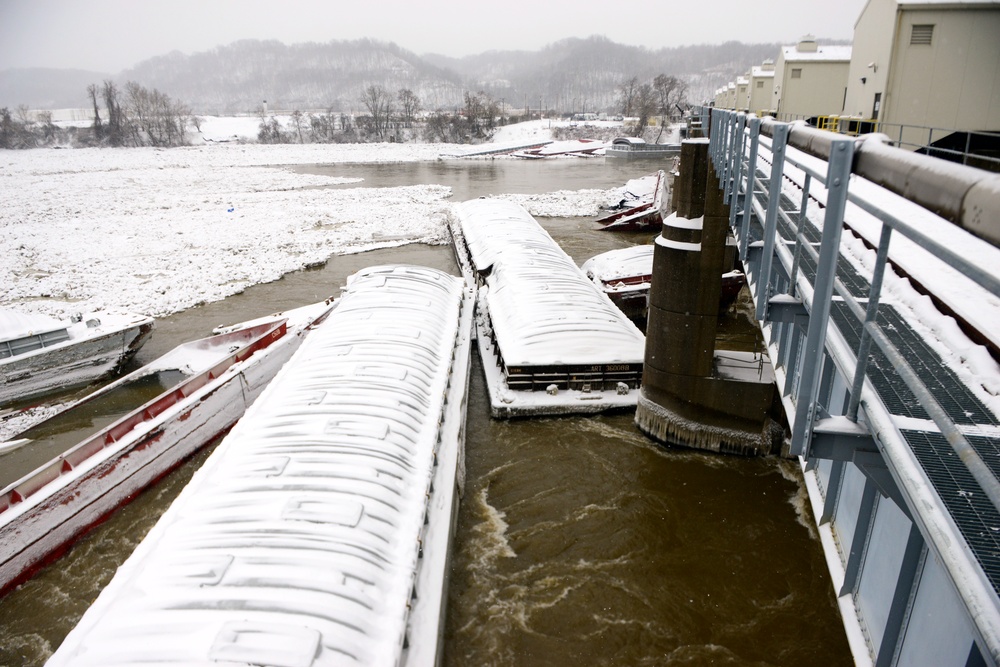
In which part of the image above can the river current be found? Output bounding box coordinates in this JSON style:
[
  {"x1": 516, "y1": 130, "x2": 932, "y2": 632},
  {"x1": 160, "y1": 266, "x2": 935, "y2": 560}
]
[{"x1": 0, "y1": 158, "x2": 851, "y2": 666}]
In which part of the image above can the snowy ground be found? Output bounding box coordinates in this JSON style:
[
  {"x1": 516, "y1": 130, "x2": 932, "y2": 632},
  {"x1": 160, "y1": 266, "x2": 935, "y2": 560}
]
[{"x1": 1, "y1": 119, "x2": 622, "y2": 320}]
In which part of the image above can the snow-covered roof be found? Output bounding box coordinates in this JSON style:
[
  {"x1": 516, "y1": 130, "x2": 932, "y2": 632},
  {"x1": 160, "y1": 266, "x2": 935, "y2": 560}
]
[
  {"x1": 581, "y1": 245, "x2": 654, "y2": 282},
  {"x1": 751, "y1": 66, "x2": 776, "y2": 78},
  {"x1": 0, "y1": 309, "x2": 66, "y2": 343},
  {"x1": 781, "y1": 45, "x2": 853, "y2": 62},
  {"x1": 612, "y1": 136, "x2": 647, "y2": 146},
  {"x1": 46, "y1": 265, "x2": 468, "y2": 667},
  {"x1": 454, "y1": 199, "x2": 645, "y2": 367}
]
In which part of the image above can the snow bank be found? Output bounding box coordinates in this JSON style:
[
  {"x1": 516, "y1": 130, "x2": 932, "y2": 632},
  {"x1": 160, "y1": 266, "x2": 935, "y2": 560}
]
[{"x1": 1, "y1": 125, "x2": 614, "y2": 320}]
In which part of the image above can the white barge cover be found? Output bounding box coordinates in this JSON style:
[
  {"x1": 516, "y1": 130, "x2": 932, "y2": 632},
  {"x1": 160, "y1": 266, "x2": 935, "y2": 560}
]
[
  {"x1": 47, "y1": 265, "x2": 474, "y2": 667},
  {"x1": 451, "y1": 199, "x2": 645, "y2": 416}
]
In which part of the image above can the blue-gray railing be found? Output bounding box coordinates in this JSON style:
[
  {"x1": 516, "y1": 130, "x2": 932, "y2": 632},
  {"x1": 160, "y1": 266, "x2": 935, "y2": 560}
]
[
  {"x1": 699, "y1": 106, "x2": 1000, "y2": 659},
  {"x1": 705, "y1": 107, "x2": 1000, "y2": 488}
]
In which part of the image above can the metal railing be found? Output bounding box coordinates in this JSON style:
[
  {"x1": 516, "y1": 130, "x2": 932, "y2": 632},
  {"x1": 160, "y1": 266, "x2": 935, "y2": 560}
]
[
  {"x1": 701, "y1": 106, "x2": 1000, "y2": 659},
  {"x1": 705, "y1": 106, "x2": 1000, "y2": 494},
  {"x1": 775, "y1": 112, "x2": 1000, "y2": 171}
]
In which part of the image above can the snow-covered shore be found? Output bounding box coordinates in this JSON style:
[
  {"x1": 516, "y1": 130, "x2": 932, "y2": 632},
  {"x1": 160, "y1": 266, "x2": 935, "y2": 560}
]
[{"x1": 1, "y1": 120, "x2": 619, "y2": 319}]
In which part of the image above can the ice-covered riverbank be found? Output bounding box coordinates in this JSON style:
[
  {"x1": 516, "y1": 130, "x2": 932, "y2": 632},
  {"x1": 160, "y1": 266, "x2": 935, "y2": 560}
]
[{"x1": 1, "y1": 121, "x2": 620, "y2": 319}]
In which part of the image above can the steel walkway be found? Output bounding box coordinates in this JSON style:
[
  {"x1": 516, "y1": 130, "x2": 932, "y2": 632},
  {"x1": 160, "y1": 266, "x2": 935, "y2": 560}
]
[{"x1": 704, "y1": 108, "x2": 1000, "y2": 666}]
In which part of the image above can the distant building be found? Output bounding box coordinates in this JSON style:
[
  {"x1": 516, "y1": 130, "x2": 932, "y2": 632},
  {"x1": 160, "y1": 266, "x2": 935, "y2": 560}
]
[
  {"x1": 747, "y1": 60, "x2": 776, "y2": 115},
  {"x1": 842, "y1": 0, "x2": 1000, "y2": 149},
  {"x1": 735, "y1": 76, "x2": 750, "y2": 111},
  {"x1": 714, "y1": 86, "x2": 727, "y2": 108},
  {"x1": 773, "y1": 36, "x2": 852, "y2": 120}
]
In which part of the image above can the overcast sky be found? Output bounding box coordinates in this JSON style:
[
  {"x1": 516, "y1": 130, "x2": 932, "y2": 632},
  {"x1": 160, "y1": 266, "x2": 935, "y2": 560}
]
[{"x1": 0, "y1": 0, "x2": 865, "y2": 73}]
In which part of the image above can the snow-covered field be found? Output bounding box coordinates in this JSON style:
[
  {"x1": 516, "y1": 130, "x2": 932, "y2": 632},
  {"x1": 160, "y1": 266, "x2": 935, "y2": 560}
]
[{"x1": 1, "y1": 119, "x2": 618, "y2": 319}]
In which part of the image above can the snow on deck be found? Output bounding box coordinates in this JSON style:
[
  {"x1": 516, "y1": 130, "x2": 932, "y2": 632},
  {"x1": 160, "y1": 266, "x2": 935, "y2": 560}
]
[
  {"x1": 581, "y1": 245, "x2": 654, "y2": 283},
  {"x1": 47, "y1": 265, "x2": 474, "y2": 667},
  {"x1": 455, "y1": 199, "x2": 644, "y2": 366},
  {"x1": 450, "y1": 199, "x2": 645, "y2": 416}
]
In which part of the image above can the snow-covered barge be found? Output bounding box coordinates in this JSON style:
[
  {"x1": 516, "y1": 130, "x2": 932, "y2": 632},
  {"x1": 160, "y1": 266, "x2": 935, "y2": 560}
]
[
  {"x1": 596, "y1": 170, "x2": 668, "y2": 231},
  {"x1": 47, "y1": 265, "x2": 474, "y2": 667},
  {"x1": 582, "y1": 245, "x2": 746, "y2": 322},
  {"x1": 449, "y1": 199, "x2": 645, "y2": 417},
  {"x1": 0, "y1": 300, "x2": 336, "y2": 596}
]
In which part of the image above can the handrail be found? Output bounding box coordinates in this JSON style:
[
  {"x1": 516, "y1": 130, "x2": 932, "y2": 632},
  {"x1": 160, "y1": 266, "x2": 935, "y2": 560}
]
[
  {"x1": 756, "y1": 117, "x2": 1000, "y2": 248},
  {"x1": 705, "y1": 106, "x2": 1000, "y2": 660}
]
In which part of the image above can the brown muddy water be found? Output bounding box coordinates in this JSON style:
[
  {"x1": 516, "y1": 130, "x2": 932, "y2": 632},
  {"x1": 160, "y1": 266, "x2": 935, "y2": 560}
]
[{"x1": 0, "y1": 159, "x2": 851, "y2": 666}]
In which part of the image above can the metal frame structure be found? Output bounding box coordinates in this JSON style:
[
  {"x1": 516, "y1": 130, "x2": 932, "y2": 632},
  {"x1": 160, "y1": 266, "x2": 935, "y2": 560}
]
[{"x1": 701, "y1": 106, "x2": 1000, "y2": 665}]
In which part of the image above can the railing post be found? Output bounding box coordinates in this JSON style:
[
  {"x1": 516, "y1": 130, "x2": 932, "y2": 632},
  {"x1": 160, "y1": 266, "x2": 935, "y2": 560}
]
[
  {"x1": 847, "y1": 224, "x2": 892, "y2": 422},
  {"x1": 722, "y1": 113, "x2": 737, "y2": 195},
  {"x1": 709, "y1": 110, "x2": 721, "y2": 165},
  {"x1": 714, "y1": 111, "x2": 727, "y2": 180},
  {"x1": 739, "y1": 117, "x2": 761, "y2": 261},
  {"x1": 788, "y1": 173, "x2": 812, "y2": 294},
  {"x1": 755, "y1": 122, "x2": 789, "y2": 322},
  {"x1": 789, "y1": 136, "x2": 855, "y2": 458},
  {"x1": 727, "y1": 113, "x2": 746, "y2": 217}
]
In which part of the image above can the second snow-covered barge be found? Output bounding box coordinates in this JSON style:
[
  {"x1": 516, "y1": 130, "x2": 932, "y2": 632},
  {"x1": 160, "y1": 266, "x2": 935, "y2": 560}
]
[
  {"x1": 46, "y1": 265, "x2": 474, "y2": 667},
  {"x1": 450, "y1": 199, "x2": 646, "y2": 417}
]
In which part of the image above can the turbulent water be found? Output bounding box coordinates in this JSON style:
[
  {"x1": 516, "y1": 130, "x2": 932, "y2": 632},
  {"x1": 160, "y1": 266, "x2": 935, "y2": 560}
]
[{"x1": 0, "y1": 159, "x2": 851, "y2": 666}]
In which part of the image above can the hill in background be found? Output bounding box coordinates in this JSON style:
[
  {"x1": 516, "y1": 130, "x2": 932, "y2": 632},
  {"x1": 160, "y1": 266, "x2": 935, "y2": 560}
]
[{"x1": 1, "y1": 36, "x2": 820, "y2": 114}]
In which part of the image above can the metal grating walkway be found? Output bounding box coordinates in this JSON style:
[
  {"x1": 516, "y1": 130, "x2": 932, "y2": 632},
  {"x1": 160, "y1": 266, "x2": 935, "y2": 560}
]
[
  {"x1": 907, "y1": 430, "x2": 1000, "y2": 595},
  {"x1": 750, "y1": 154, "x2": 1000, "y2": 597},
  {"x1": 830, "y1": 301, "x2": 998, "y2": 426}
]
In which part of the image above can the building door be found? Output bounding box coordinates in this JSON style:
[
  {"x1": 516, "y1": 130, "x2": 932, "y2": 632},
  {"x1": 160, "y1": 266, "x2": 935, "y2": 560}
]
[{"x1": 872, "y1": 93, "x2": 882, "y2": 120}]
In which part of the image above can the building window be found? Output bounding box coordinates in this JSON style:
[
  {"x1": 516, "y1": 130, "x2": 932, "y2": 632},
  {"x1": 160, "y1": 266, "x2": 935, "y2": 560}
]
[
  {"x1": 756, "y1": 80, "x2": 764, "y2": 88},
  {"x1": 911, "y1": 24, "x2": 934, "y2": 45},
  {"x1": 791, "y1": 68, "x2": 802, "y2": 79}
]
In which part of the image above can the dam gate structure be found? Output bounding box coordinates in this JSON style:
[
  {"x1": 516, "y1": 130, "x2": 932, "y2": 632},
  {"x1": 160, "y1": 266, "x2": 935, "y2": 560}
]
[{"x1": 644, "y1": 107, "x2": 1000, "y2": 666}]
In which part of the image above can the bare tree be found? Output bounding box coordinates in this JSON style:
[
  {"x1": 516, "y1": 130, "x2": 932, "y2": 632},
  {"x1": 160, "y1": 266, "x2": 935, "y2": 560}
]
[
  {"x1": 87, "y1": 83, "x2": 103, "y2": 141},
  {"x1": 102, "y1": 80, "x2": 125, "y2": 146},
  {"x1": 123, "y1": 81, "x2": 190, "y2": 147},
  {"x1": 617, "y1": 76, "x2": 640, "y2": 117},
  {"x1": 360, "y1": 85, "x2": 393, "y2": 141},
  {"x1": 37, "y1": 110, "x2": 57, "y2": 142},
  {"x1": 652, "y1": 74, "x2": 688, "y2": 141},
  {"x1": 397, "y1": 89, "x2": 421, "y2": 128},
  {"x1": 633, "y1": 83, "x2": 658, "y2": 137},
  {"x1": 463, "y1": 91, "x2": 500, "y2": 141},
  {"x1": 290, "y1": 110, "x2": 305, "y2": 143},
  {"x1": 256, "y1": 104, "x2": 284, "y2": 144}
]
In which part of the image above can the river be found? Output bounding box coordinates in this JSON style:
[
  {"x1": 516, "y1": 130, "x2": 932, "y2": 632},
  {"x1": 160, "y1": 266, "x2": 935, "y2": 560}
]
[{"x1": 0, "y1": 158, "x2": 852, "y2": 666}]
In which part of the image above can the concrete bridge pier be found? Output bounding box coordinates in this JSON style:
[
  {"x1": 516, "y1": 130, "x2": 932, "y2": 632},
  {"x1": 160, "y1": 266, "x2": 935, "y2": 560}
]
[{"x1": 636, "y1": 139, "x2": 782, "y2": 456}]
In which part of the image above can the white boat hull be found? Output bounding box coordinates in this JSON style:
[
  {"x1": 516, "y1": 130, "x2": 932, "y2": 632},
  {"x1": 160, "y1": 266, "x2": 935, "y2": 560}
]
[{"x1": 0, "y1": 317, "x2": 154, "y2": 407}]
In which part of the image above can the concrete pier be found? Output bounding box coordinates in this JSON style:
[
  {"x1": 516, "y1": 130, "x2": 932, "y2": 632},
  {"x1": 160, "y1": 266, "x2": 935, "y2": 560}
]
[{"x1": 636, "y1": 139, "x2": 780, "y2": 456}]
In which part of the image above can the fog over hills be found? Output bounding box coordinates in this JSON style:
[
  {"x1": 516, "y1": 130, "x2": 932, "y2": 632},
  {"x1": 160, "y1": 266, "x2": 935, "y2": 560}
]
[{"x1": 1, "y1": 36, "x2": 791, "y2": 114}]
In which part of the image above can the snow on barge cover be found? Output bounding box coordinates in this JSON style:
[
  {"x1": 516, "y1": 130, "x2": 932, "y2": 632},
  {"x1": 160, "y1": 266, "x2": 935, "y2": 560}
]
[
  {"x1": 449, "y1": 199, "x2": 645, "y2": 418},
  {"x1": 47, "y1": 265, "x2": 474, "y2": 667}
]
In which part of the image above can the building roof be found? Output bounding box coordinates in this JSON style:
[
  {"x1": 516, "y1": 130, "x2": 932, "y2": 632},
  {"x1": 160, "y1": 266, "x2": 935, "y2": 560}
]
[{"x1": 781, "y1": 45, "x2": 853, "y2": 62}]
